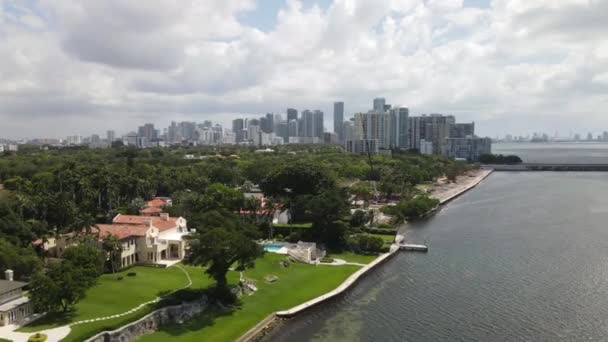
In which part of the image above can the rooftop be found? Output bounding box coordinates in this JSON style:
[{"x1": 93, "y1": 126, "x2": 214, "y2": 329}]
[
  {"x1": 94, "y1": 224, "x2": 149, "y2": 240},
  {"x1": 113, "y1": 214, "x2": 179, "y2": 232},
  {"x1": 0, "y1": 279, "x2": 28, "y2": 295}
]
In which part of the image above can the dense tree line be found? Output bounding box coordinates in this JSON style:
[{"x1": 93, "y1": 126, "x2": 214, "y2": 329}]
[
  {"x1": 0, "y1": 145, "x2": 467, "y2": 302},
  {"x1": 479, "y1": 154, "x2": 523, "y2": 164}
]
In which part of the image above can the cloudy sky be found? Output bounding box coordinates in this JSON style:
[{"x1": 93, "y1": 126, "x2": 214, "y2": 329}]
[{"x1": 1, "y1": 0, "x2": 607, "y2": 139}]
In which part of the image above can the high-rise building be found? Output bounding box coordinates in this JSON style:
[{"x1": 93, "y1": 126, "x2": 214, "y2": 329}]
[
  {"x1": 288, "y1": 119, "x2": 298, "y2": 139},
  {"x1": 445, "y1": 137, "x2": 492, "y2": 161},
  {"x1": 301, "y1": 110, "x2": 313, "y2": 138},
  {"x1": 137, "y1": 123, "x2": 157, "y2": 147},
  {"x1": 313, "y1": 110, "x2": 324, "y2": 139},
  {"x1": 287, "y1": 108, "x2": 298, "y2": 122},
  {"x1": 420, "y1": 114, "x2": 454, "y2": 155},
  {"x1": 333, "y1": 102, "x2": 344, "y2": 140},
  {"x1": 388, "y1": 107, "x2": 409, "y2": 149},
  {"x1": 373, "y1": 98, "x2": 386, "y2": 112},
  {"x1": 450, "y1": 123, "x2": 475, "y2": 138},
  {"x1": 343, "y1": 120, "x2": 354, "y2": 143},
  {"x1": 106, "y1": 130, "x2": 115, "y2": 143},
  {"x1": 408, "y1": 116, "x2": 423, "y2": 151},
  {"x1": 353, "y1": 112, "x2": 390, "y2": 149},
  {"x1": 232, "y1": 118, "x2": 245, "y2": 143}
]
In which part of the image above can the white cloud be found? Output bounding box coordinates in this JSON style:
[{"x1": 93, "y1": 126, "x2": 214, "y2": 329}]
[{"x1": 0, "y1": 0, "x2": 607, "y2": 139}]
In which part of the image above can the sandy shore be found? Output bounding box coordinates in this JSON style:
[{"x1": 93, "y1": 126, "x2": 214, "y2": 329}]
[
  {"x1": 429, "y1": 168, "x2": 494, "y2": 204},
  {"x1": 395, "y1": 168, "x2": 493, "y2": 244}
]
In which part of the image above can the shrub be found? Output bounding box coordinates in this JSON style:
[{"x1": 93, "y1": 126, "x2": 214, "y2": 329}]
[
  {"x1": 116, "y1": 276, "x2": 124, "y2": 281},
  {"x1": 28, "y1": 333, "x2": 47, "y2": 342},
  {"x1": 347, "y1": 234, "x2": 384, "y2": 253},
  {"x1": 363, "y1": 227, "x2": 396, "y2": 235},
  {"x1": 320, "y1": 257, "x2": 334, "y2": 263},
  {"x1": 127, "y1": 272, "x2": 137, "y2": 277}
]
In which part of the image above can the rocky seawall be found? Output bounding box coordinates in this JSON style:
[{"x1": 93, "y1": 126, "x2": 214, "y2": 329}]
[{"x1": 85, "y1": 299, "x2": 207, "y2": 342}]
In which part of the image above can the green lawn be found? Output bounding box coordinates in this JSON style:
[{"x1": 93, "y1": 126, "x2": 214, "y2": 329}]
[
  {"x1": 325, "y1": 251, "x2": 381, "y2": 264},
  {"x1": 0, "y1": 338, "x2": 12, "y2": 342},
  {"x1": 369, "y1": 233, "x2": 395, "y2": 246},
  {"x1": 137, "y1": 253, "x2": 360, "y2": 342},
  {"x1": 271, "y1": 222, "x2": 312, "y2": 229},
  {"x1": 19, "y1": 265, "x2": 212, "y2": 341}
]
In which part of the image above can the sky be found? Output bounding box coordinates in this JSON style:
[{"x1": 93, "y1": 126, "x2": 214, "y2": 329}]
[{"x1": 0, "y1": 0, "x2": 607, "y2": 139}]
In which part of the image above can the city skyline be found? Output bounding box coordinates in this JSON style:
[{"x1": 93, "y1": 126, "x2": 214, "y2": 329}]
[{"x1": 0, "y1": 1, "x2": 606, "y2": 139}]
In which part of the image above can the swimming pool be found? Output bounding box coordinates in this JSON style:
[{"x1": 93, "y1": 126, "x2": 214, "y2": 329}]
[{"x1": 263, "y1": 244, "x2": 285, "y2": 252}]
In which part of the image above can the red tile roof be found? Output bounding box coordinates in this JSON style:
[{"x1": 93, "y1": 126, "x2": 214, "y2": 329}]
[
  {"x1": 94, "y1": 224, "x2": 148, "y2": 240},
  {"x1": 147, "y1": 198, "x2": 168, "y2": 207},
  {"x1": 140, "y1": 207, "x2": 163, "y2": 215},
  {"x1": 112, "y1": 214, "x2": 179, "y2": 232}
]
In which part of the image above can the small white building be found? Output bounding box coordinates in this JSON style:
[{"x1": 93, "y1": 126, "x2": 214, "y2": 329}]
[{"x1": 0, "y1": 270, "x2": 33, "y2": 326}]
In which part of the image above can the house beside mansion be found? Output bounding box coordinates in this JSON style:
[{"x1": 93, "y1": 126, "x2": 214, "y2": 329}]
[
  {"x1": 0, "y1": 270, "x2": 33, "y2": 326},
  {"x1": 95, "y1": 213, "x2": 189, "y2": 268}
]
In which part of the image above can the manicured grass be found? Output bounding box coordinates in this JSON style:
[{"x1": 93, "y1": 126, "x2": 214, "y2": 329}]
[
  {"x1": 271, "y1": 222, "x2": 312, "y2": 229},
  {"x1": 137, "y1": 253, "x2": 360, "y2": 342},
  {"x1": 325, "y1": 251, "x2": 381, "y2": 264},
  {"x1": 19, "y1": 265, "x2": 212, "y2": 341},
  {"x1": 0, "y1": 338, "x2": 12, "y2": 342}
]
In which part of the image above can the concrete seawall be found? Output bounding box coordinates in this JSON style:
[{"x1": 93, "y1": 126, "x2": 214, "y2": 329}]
[{"x1": 237, "y1": 252, "x2": 398, "y2": 342}]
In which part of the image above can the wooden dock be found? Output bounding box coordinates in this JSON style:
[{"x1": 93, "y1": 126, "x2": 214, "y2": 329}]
[{"x1": 399, "y1": 244, "x2": 429, "y2": 252}]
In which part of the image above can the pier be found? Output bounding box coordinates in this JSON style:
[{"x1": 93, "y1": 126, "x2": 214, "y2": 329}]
[
  {"x1": 399, "y1": 243, "x2": 429, "y2": 252},
  {"x1": 485, "y1": 164, "x2": 608, "y2": 172}
]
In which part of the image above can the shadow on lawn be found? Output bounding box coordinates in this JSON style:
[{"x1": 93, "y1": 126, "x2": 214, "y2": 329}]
[{"x1": 17, "y1": 311, "x2": 75, "y2": 332}]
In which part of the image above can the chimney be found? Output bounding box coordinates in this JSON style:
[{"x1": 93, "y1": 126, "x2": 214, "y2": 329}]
[
  {"x1": 5, "y1": 269, "x2": 14, "y2": 282},
  {"x1": 160, "y1": 213, "x2": 169, "y2": 221}
]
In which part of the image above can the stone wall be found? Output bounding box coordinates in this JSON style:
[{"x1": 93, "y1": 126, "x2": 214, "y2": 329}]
[{"x1": 85, "y1": 299, "x2": 207, "y2": 342}]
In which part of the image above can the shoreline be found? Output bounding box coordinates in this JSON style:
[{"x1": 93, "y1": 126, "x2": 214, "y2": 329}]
[{"x1": 240, "y1": 168, "x2": 494, "y2": 342}]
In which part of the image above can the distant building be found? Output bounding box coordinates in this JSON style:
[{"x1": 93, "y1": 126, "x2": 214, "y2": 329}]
[
  {"x1": 420, "y1": 139, "x2": 434, "y2": 155},
  {"x1": 287, "y1": 108, "x2": 298, "y2": 122},
  {"x1": 445, "y1": 137, "x2": 492, "y2": 162},
  {"x1": 107, "y1": 130, "x2": 116, "y2": 143},
  {"x1": 373, "y1": 98, "x2": 386, "y2": 112},
  {"x1": 450, "y1": 123, "x2": 475, "y2": 138},
  {"x1": 333, "y1": 102, "x2": 344, "y2": 141},
  {"x1": 346, "y1": 139, "x2": 379, "y2": 154}
]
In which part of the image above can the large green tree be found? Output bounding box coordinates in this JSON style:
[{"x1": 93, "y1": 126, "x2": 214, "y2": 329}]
[{"x1": 186, "y1": 220, "x2": 263, "y2": 301}]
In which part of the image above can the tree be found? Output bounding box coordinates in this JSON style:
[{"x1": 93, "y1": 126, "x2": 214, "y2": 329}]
[
  {"x1": 186, "y1": 220, "x2": 263, "y2": 301},
  {"x1": 350, "y1": 210, "x2": 370, "y2": 228},
  {"x1": 0, "y1": 238, "x2": 42, "y2": 280},
  {"x1": 62, "y1": 241, "x2": 105, "y2": 287},
  {"x1": 102, "y1": 234, "x2": 123, "y2": 274},
  {"x1": 350, "y1": 182, "x2": 374, "y2": 208},
  {"x1": 30, "y1": 261, "x2": 89, "y2": 313},
  {"x1": 388, "y1": 195, "x2": 440, "y2": 223},
  {"x1": 260, "y1": 161, "x2": 334, "y2": 198}
]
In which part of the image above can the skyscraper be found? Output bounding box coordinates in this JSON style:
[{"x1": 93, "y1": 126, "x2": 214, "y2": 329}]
[
  {"x1": 287, "y1": 108, "x2": 298, "y2": 122},
  {"x1": 396, "y1": 107, "x2": 409, "y2": 149},
  {"x1": 106, "y1": 130, "x2": 115, "y2": 143},
  {"x1": 373, "y1": 98, "x2": 386, "y2": 112},
  {"x1": 450, "y1": 123, "x2": 475, "y2": 138},
  {"x1": 333, "y1": 102, "x2": 344, "y2": 140},
  {"x1": 313, "y1": 110, "x2": 324, "y2": 139},
  {"x1": 232, "y1": 118, "x2": 245, "y2": 143}
]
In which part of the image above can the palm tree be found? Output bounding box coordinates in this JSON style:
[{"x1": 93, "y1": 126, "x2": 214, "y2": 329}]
[{"x1": 102, "y1": 234, "x2": 122, "y2": 274}]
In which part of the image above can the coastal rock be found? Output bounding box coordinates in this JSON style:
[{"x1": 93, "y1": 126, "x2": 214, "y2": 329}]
[{"x1": 85, "y1": 298, "x2": 207, "y2": 342}]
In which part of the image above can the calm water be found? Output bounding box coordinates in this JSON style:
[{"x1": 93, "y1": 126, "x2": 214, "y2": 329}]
[
  {"x1": 266, "y1": 172, "x2": 608, "y2": 342},
  {"x1": 493, "y1": 142, "x2": 608, "y2": 164}
]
